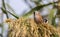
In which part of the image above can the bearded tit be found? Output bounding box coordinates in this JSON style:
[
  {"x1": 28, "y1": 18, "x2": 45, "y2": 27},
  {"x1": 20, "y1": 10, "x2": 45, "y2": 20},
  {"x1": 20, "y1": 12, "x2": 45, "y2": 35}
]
[
  {"x1": 34, "y1": 11, "x2": 43, "y2": 24},
  {"x1": 34, "y1": 11, "x2": 48, "y2": 24}
]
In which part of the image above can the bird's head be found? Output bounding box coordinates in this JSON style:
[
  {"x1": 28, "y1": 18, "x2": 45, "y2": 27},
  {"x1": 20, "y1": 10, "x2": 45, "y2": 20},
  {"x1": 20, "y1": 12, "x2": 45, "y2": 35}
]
[{"x1": 34, "y1": 11, "x2": 40, "y2": 16}]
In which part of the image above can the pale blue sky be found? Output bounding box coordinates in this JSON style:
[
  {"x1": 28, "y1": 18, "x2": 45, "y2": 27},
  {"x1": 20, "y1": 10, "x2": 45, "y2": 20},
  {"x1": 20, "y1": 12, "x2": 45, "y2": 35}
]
[
  {"x1": 6, "y1": 0, "x2": 57, "y2": 16},
  {"x1": 9, "y1": 0, "x2": 30, "y2": 16}
]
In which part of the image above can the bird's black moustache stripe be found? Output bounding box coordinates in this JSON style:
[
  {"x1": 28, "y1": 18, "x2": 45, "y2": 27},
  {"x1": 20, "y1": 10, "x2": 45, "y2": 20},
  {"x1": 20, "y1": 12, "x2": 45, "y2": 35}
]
[
  {"x1": 34, "y1": 11, "x2": 39, "y2": 24},
  {"x1": 34, "y1": 12, "x2": 35, "y2": 18},
  {"x1": 34, "y1": 12, "x2": 35, "y2": 15}
]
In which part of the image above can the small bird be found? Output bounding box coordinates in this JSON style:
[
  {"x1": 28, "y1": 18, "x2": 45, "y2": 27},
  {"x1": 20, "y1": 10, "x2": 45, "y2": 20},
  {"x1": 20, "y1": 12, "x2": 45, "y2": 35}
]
[{"x1": 34, "y1": 11, "x2": 43, "y2": 24}]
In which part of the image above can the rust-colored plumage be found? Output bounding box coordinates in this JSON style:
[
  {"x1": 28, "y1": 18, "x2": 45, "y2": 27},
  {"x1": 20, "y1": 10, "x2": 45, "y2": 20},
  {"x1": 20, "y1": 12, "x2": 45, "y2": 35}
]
[{"x1": 34, "y1": 11, "x2": 43, "y2": 24}]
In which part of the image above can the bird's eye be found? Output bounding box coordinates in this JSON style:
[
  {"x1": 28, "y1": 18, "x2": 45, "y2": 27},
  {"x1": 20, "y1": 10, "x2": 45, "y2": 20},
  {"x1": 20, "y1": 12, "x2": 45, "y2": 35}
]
[{"x1": 43, "y1": 19, "x2": 48, "y2": 23}]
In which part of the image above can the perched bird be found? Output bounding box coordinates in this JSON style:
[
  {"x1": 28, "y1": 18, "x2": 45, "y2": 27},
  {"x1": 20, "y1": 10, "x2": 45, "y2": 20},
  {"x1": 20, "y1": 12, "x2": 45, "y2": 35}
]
[{"x1": 34, "y1": 11, "x2": 43, "y2": 24}]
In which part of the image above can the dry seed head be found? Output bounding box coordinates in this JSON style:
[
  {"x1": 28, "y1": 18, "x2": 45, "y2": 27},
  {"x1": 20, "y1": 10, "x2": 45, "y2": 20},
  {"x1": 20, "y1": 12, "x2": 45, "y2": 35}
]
[{"x1": 6, "y1": 17, "x2": 60, "y2": 37}]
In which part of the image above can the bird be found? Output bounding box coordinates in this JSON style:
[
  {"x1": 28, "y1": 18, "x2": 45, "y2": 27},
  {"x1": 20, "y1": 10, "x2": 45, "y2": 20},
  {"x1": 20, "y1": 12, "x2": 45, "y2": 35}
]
[{"x1": 34, "y1": 11, "x2": 43, "y2": 24}]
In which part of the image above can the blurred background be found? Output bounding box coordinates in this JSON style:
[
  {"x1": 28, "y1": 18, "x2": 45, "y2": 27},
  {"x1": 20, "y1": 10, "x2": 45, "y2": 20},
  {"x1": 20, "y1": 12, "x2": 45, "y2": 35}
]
[{"x1": 0, "y1": 0, "x2": 60, "y2": 37}]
